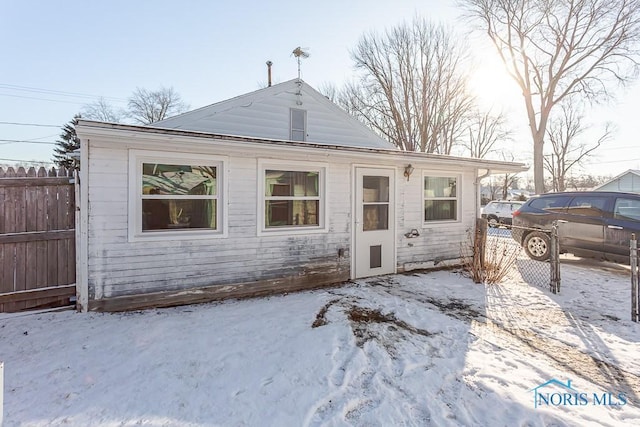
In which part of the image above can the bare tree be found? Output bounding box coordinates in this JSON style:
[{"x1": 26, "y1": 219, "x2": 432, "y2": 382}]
[
  {"x1": 565, "y1": 173, "x2": 612, "y2": 190},
  {"x1": 459, "y1": 0, "x2": 640, "y2": 193},
  {"x1": 544, "y1": 102, "x2": 612, "y2": 191},
  {"x1": 466, "y1": 109, "x2": 511, "y2": 158},
  {"x1": 318, "y1": 82, "x2": 339, "y2": 103},
  {"x1": 81, "y1": 97, "x2": 124, "y2": 122},
  {"x1": 127, "y1": 87, "x2": 188, "y2": 125},
  {"x1": 340, "y1": 17, "x2": 475, "y2": 153}
]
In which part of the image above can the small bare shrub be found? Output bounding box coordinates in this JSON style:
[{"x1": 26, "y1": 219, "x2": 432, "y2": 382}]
[{"x1": 461, "y1": 231, "x2": 519, "y2": 284}]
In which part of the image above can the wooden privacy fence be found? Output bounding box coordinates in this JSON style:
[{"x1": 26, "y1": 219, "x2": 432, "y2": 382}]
[{"x1": 0, "y1": 166, "x2": 76, "y2": 312}]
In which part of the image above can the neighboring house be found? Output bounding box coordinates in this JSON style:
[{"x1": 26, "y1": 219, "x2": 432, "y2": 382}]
[
  {"x1": 75, "y1": 79, "x2": 527, "y2": 311},
  {"x1": 594, "y1": 169, "x2": 640, "y2": 193}
]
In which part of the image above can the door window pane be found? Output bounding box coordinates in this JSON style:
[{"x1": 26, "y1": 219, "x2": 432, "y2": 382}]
[
  {"x1": 363, "y1": 176, "x2": 389, "y2": 202},
  {"x1": 363, "y1": 204, "x2": 389, "y2": 231}
]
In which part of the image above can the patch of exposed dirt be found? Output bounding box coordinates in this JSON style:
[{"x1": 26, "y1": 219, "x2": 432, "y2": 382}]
[
  {"x1": 346, "y1": 306, "x2": 433, "y2": 353},
  {"x1": 312, "y1": 299, "x2": 341, "y2": 328}
]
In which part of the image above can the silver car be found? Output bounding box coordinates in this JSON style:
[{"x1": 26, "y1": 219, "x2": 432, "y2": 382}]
[{"x1": 481, "y1": 200, "x2": 524, "y2": 228}]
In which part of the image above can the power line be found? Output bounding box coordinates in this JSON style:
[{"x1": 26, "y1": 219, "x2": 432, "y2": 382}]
[
  {"x1": 0, "y1": 139, "x2": 57, "y2": 145},
  {"x1": 589, "y1": 157, "x2": 640, "y2": 164},
  {"x1": 0, "y1": 92, "x2": 95, "y2": 105},
  {"x1": 0, "y1": 83, "x2": 126, "y2": 102},
  {"x1": 0, "y1": 157, "x2": 55, "y2": 164},
  {"x1": 0, "y1": 121, "x2": 61, "y2": 127}
]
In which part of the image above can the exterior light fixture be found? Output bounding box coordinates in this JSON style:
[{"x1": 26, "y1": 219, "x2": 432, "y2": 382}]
[{"x1": 404, "y1": 164, "x2": 414, "y2": 181}]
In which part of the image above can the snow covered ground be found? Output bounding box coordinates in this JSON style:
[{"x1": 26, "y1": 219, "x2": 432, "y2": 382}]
[{"x1": 1, "y1": 258, "x2": 639, "y2": 426}]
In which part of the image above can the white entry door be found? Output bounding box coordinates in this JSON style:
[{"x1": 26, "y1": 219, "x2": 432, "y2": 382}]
[{"x1": 354, "y1": 168, "x2": 395, "y2": 278}]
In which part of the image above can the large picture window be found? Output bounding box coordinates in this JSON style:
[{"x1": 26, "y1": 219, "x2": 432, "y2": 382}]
[
  {"x1": 129, "y1": 151, "x2": 225, "y2": 240},
  {"x1": 142, "y1": 163, "x2": 218, "y2": 231},
  {"x1": 424, "y1": 175, "x2": 458, "y2": 222},
  {"x1": 260, "y1": 162, "x2": 326, "y2": 233}
]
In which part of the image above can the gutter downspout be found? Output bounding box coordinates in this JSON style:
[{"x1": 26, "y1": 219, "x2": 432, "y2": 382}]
[{"x1": 475, "y1": 168, "x2": 491, "y2": 221}]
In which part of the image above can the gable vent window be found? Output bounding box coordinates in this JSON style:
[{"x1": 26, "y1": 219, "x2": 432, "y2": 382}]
[{"x1": 290, "y1": 108, "x2": 306, "y2": 141}]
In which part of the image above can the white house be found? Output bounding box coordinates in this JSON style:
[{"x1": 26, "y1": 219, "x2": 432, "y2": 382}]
[
  {"x1": 75, "y1": 79, "x2": 527, "y2": 311},
  {"x1": 594, "y1": 169, "x2": 640, "y2": 193}
]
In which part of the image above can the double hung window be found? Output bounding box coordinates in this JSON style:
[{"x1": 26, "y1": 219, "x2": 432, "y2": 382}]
[
  {"x1": 260, "y1": 162, "x2": 326, "y2": 233},
  {"x1": 424, "y1": 175, "x2": 459, "y2": 222}
]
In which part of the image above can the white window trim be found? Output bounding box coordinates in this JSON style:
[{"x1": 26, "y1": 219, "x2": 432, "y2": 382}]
[
  {"x1": 257, "y1": 159, "x2": 328, "y2": 236},
  {"x1": 422, "y1": 171, "x2": 462, "y2": 225},
  {"x1": 290, "y1": 108, "x2": 307, "y2": 141},
  {"x1": 128, "y1": 149, "x2": 228, "y2": 242}
]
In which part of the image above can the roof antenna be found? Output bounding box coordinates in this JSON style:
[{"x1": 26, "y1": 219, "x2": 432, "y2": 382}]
[{"x1": 292, "y1": 47, "x2": 310, "y2": 80}]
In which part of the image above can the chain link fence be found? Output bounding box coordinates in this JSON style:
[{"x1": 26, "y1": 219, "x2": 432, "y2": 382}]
[
  {"x1": 484, "y1": 222, "x2": 561, "y2": 292},
  {"x1": 631, "y1": 233, "x2": 639, "y2": 322}
]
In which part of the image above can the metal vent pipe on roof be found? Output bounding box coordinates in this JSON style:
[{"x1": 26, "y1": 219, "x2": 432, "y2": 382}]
[{"x1": 266, "y1": 61, "x2": 273, "y2": 87}]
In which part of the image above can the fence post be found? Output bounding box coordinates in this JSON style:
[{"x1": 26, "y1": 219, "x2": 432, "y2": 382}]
[
  {"x1": 1, "y1": 361, "x2": 3, "y2": 426},
  {"x1": 550, "y1": 221, "x2": 561, "y2": 294},
  {"x1": 631, "y1": 233, "x2": 638, "y2": 322},
  {"x1": 474, "y1": 218, "x2": 487, "y2": 277}
]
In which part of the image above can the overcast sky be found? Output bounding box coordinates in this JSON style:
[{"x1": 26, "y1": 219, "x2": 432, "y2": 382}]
[{"x1": 1, "y1": 0, "x2": 639, "y2": 177}]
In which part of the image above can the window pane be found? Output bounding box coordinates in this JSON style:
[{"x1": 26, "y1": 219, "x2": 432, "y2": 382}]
[
  {"x1": 291, "y1": 109, "x2": 305, "y2": 130},
  {"x1": 529, "y1": 196, "x2": 571, "y2": 211},
  {"x1": 363, "y1": 176, "x2": 389, "y2": 202},
  {"x1": 615, "y1": 198, "x2": 640, "y2": 221},
  {"x1": 143, "y1": 164, "x2": 217, "y2": 196},
  {"x1": 143, "y1": 199, "x2": 216, "y2": 231},
  {"x1": 291, "y1": 109, "x2": 306, "y2": 141},
  {"x1": 425, "y1": 200, "x2": 457, "y2": 221},
  {"x1": 291, "y1": 130, "x2": 305, "y2": 141},
  {"x1": 265, "y1": 170, "x2": 319, "y2": 197},
  {"x1": 363, "y1": 204, "x2": 389, "y2": 230},
  {"x1": 567, "y1": 196, "x2": 608, "y2": 217},
  {"x1": 424, "y1": 176, "x2": 456, "y2": 198},
  {"x1": 265, "y1": 200, "x2": 319, "y2": 227}
]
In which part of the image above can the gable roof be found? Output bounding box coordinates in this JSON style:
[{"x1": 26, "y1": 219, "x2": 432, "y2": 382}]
[
  {"x1": 153, "y1": 79, "x2": 395, "y2": 150},
  {"x1": 594, "y1": 169, "x2": 640, "y2": 190}
]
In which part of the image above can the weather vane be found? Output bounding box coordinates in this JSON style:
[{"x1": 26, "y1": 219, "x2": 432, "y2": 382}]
[{"x1": 292, "y1": 46, "x2": 310, "y2": 80}]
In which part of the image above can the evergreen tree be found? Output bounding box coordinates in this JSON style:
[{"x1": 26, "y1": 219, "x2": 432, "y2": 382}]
[{"x1": 53, "y1": 115, "x2": 81, "y2": 170}]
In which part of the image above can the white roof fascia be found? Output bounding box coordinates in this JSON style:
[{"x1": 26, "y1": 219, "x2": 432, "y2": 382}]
[{"x1": 76, "y1": 120, "x2": 528, "y2": 174}]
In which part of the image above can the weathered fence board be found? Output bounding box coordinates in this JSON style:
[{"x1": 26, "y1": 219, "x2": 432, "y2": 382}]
[{"x1": 0, "y1": 166, "x2": 76, "y2": 312}]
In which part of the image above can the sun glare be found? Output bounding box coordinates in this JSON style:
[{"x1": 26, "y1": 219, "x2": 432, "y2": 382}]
[{"x1": 468, "y1": 58, "x2": 521, "y2": 110}]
